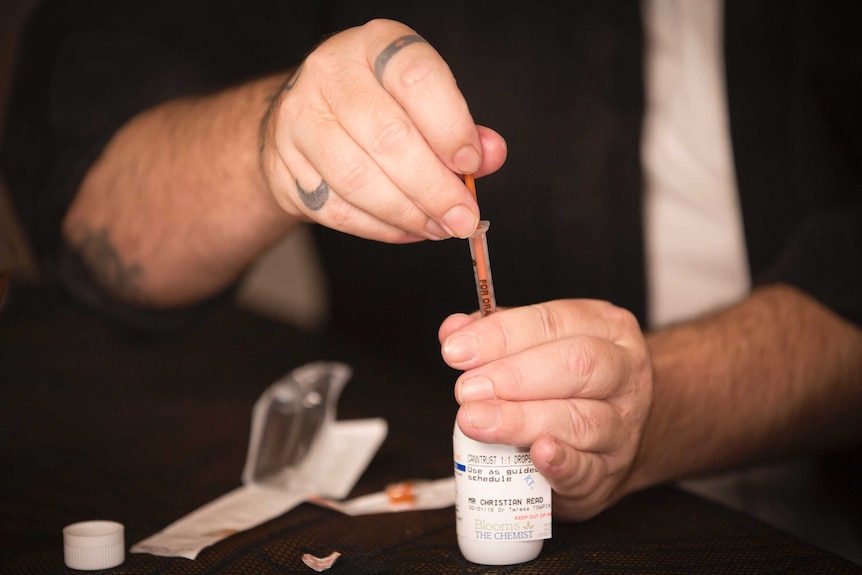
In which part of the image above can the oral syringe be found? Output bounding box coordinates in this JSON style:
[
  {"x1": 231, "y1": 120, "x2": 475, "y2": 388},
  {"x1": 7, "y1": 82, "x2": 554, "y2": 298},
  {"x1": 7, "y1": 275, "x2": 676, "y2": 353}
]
[
  {"x1": 463, "y1": 174, "x2": 496, "y2": 318},
  {"x1": 453, "y1": 173, "x2": 552, "y2": 566}
]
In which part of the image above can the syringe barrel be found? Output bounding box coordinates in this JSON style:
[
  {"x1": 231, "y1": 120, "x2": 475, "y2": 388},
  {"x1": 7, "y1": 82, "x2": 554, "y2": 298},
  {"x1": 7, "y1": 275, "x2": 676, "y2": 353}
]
[{"x1": 468, "y1": 220, "x2": 496, "y2": 317}]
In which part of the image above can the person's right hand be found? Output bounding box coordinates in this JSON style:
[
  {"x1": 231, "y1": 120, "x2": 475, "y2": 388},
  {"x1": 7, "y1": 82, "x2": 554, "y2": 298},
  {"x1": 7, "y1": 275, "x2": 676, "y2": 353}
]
[
  {"x1": 439, "y1": 300, "x2": 654, "y2": 521},
  {"x1": 260, "y1": 18, "x2": 508, "y2": 243}
]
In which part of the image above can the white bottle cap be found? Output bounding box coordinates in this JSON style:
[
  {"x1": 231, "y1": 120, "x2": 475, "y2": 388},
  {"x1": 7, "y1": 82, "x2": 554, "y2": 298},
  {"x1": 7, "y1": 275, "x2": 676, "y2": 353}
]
[{"x1": 63, "y1": 520, "x2": 125, "y2": 570}]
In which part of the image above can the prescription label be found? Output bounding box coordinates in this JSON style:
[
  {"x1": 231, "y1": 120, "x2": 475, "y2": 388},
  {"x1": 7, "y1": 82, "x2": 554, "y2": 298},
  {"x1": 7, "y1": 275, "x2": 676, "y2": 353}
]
[{"x1": 453, "y1": 431, "x2": 552, "y2": 542}]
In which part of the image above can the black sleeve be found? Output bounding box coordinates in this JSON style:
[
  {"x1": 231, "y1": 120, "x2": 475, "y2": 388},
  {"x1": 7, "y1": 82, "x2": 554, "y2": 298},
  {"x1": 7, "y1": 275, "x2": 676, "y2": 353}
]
[
  {"x1": 726, "y1": 0, "x2": 862, "y2": 327},
  {"x1": 755, "y1": 195, "x2": 862, "y2": 327}
]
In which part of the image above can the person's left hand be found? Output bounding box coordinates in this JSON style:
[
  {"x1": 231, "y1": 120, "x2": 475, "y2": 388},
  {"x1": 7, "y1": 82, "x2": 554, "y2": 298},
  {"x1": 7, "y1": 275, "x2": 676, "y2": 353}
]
[
  {"x1": 439, "y1": 299, "x2": 653, "y2": 520},
  {"x1": 260, "y1": 19, "x2": 507, "y2": 244}
]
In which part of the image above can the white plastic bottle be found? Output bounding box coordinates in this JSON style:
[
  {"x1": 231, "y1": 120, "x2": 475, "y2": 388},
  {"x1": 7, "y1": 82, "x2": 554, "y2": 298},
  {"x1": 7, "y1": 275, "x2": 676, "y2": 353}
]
[{"x1": 453, "y1": 423, "x2": 552, "y2": 565}]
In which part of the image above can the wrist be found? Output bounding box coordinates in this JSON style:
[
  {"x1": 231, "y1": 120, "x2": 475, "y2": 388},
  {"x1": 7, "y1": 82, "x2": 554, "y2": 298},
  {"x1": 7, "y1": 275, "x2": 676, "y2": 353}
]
[{"x1": 257, "y1": 70, "x2": 304, "y2": 222}]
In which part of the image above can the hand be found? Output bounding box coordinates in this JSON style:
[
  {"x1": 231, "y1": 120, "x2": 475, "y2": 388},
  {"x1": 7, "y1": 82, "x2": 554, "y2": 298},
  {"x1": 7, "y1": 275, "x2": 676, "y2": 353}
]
[
  {"x1": 439, "y1": 300, "x2": 653, "y2": 520},
  {"x1": 261, "y1": 19, "x2": 508, "y2": 243}
]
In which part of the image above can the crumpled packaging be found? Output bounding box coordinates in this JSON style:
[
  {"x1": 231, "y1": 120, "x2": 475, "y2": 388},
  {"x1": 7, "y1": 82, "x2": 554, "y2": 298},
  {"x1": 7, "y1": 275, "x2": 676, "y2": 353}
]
[{"x1": 131, "y1": 362, "x2": 388, "y2": 559}]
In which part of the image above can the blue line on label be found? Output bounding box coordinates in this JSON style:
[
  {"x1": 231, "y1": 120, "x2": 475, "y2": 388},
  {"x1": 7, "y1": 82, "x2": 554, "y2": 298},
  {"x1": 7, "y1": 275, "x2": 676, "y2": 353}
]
[{"x1": 454, "y1": 462, "x2": 466, "y2": 472}]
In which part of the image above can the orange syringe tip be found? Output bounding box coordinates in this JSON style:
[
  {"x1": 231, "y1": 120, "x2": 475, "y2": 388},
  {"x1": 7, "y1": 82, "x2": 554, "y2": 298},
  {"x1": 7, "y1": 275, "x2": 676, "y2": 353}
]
[{"x1": 464, "y1": 173, "x2": 477, "y2": 200}]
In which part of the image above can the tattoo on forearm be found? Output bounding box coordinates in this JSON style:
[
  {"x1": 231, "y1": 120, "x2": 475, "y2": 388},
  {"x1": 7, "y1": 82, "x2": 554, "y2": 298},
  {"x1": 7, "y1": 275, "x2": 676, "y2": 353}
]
[
  {"x1": 75, "y1": 227, "x2": 143, "y2": 299},
  {"x1": 259, "y1": 67, "x2": 302, "y2": 154},
  {"x1": 296, "y1": 179, "x2": 329, "y2": 211},
  {"x1": 374, "y1": 35, "x2": 427, "y2": 83}
]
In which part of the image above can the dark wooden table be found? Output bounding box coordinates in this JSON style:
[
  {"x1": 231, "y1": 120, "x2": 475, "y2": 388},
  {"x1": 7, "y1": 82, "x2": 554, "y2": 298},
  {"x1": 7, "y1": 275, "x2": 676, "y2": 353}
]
[{"x1": 2, "y1": 285, "x2": 860, "y2": 574}]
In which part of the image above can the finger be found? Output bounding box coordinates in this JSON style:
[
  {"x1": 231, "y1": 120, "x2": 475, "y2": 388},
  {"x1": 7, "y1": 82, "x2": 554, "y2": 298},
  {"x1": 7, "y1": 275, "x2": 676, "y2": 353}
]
[
  {"x1": 456, "y1": 399, "x2": 629, "y2": 522},
  {"x1": 530, "y1": 436, "x2": 618, "y2": 521},
  {"x1": 316, "y1": 21, "x2": 480, "y2": 237},
  {"x1": 272, "y1": 22, "x2": 479, "y2": 239},
  {"x1": 264, "y1": 134, "x2": 430, "y2": 243},
  {"x1": 455, "y1": 397, "x2": 625, "y2": 455},
  {"x1": 438, "y1": 312, "x2": 479, "y2": 344},
  {"x1": 286, "y1": 108, "x2": 454, "y2": 241},
  {"x1": 367, "y1": 20, "x2": 483, "y2": 176},
  {"x1": 474, "y1": 126, "x2": 508, "y2": 177},
  {"x1": 323, "y1": 71, "x2": 479, "y2": 238},
  {"x1": 441, "y1": 300, "x2": 639, "y2": 370},
  {"x1": 270, "y1": 60, "x2": 454, "y2": 241},
  {"x1": 453, "y1": 336, "x2": 632, "y2": 404}
]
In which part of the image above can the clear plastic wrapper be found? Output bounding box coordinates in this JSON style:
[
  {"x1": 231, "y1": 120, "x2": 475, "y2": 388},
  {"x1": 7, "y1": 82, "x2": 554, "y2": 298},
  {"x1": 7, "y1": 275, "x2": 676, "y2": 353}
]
[{"x1": 132, "y1": 362, "x2": 387, "y2": 559}]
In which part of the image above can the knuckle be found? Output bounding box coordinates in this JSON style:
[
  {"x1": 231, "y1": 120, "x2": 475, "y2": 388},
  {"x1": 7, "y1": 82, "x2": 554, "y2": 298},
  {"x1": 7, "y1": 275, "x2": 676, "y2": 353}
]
[
  {"x1": 531, "y1": 303, "x2": 562, "y2": 343},
  {"x1": 392, "y1": 202, "x2": 425, "y2": 230},
  {"x1": 490, "y1": 314, "x2": 514, "y2": 356},
  {"x1": 493, "y1": 362, "x2": 525, "y2": 400},
  {"x1": 563, "y1": 339, "x2": 598, "y2": 383},
  {"x1": 617, "y1": 402, "x2": 645, "y2": 440},
  {"x1": 302, "y1": 46, "x2": 352, "y2": 95},
  {"x1": 327, "y1": 197, "x2": 353, "y2": 227},
  {"x1": 602, "y1": 301, "x2": 641, "y2": 335},
  {"x1": 398, "y1": 54, "x2": 436, "y2": 87},
  {"x1": 567, "y1": 401, "x2": 600, "y2": 443},
  {"x1": 410, "y1": 169, "x2": 450, "y2": 215},
  {"x1": 335, "y1": 158, "x2": 373, "y2": 195},
  {"x1": 372, "y1": 117, "x2": 412, "y2": 156},
  {"x1": 363, "y1": 18, "x2": 395, "y2": 37},
  {"x1": 301, "y1": 45, "x2": 334, "y2": 76},
  {"x1": 616, "y1": 306, "x2": 641, "y2": 332}
]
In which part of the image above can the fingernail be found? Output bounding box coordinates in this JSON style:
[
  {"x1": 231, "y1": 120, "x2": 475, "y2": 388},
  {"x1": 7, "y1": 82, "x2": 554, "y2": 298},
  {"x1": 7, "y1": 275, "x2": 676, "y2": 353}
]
[
  {"x1": 424, "y1": 218, "x2": 450, "y2": 240},
  {"x1": 444, "y1": 333, "x2": 479, "y2": 363},
  {"x1": 547, "y1": 439, "x2": 565, "y2": 466},
  {"x1": 453, "y1": 145, "x2": 482, "y2": 174},
  {"x1": 465, "y1": 403, "x2": 500, "y2": 430},
  {"x1": 458, "y1": 376, "x2": 495, "y2": 403},
  {"x1": 441, "y1": 205, "x2": 479, "y2": 239}
]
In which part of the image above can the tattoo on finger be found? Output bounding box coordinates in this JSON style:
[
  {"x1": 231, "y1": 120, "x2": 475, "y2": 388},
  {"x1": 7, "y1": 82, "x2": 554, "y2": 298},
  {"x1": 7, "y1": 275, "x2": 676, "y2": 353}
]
[
  {"x1": 374, "y1": 35, "x2": 428, "y2": 83},
  {"x1": 296, "y1": 179, "x2": 329, "y2": 211}
]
